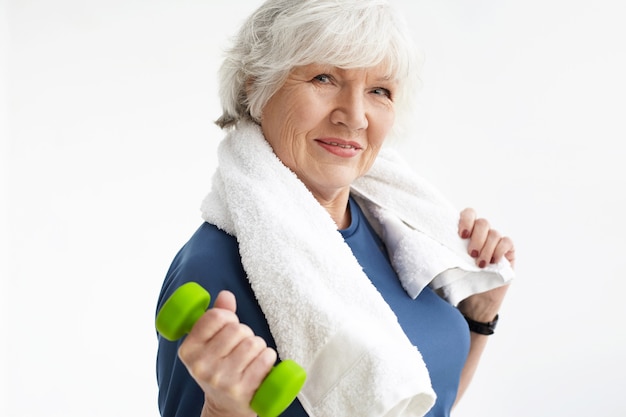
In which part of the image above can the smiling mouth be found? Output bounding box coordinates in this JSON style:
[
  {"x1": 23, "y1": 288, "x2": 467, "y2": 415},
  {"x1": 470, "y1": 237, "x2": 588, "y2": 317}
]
[{"x1": 317, "y1": 139, "x2": 362, "y2": 150}]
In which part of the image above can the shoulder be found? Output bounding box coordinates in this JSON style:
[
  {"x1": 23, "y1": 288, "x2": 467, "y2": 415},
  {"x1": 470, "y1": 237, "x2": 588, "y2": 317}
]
[
  {"x1": 156, "y1": 221, "x2": 277, "y2": 347},
  {"x1": 157, "y1": 222, "x2": 245, "y2": 311},
  {"x1": 172, "y1": 222, "x2": 239, "y2": 270}
]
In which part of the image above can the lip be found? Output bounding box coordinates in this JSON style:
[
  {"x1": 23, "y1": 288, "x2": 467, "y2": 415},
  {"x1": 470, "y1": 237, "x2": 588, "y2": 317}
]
[{"x1": 315, "y1": 138, "x2": 363, "y2": 157}]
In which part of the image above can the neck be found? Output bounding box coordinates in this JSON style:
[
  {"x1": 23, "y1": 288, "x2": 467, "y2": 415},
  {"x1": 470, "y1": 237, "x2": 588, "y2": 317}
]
[{"x1": 313, "y1": 189, "x2": 352, "y2": 229}]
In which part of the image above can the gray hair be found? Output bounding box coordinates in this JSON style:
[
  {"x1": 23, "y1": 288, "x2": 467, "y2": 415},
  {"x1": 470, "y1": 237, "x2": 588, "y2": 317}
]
[{"x1": 215, "y1": 0, "x2": 422, "y2": 133}]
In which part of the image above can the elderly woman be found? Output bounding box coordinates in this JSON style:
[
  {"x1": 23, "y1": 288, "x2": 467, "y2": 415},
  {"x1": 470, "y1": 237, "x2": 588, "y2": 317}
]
[{"x1": 156, "y1": 1, "x2": 515, "y2": 417}]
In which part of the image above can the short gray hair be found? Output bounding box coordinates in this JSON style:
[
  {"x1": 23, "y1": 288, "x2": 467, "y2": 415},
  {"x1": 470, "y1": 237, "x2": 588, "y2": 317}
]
[{"x1": 216, "y1": 0, "x2": 422, "y2": 132}]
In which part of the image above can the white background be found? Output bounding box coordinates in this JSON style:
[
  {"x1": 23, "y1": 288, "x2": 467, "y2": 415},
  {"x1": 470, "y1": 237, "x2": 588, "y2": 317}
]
[{"x1": 2, "y1": 0, "x2": 626, "y2": 416}]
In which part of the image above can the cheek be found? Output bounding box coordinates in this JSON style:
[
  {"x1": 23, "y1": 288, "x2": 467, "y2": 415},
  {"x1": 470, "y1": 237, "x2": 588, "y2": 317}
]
[
  {"x1": 288, "y1": 94, "x2": 328, "y2": 132},
  {"x1": 267, "y1": 93, "x2": 318, "y2": 137},
  {"x1": 361, "y1": 110, "x2": 394, "y2": 172},
  {"x1": 263, "y1": 108, "x2": 309, "y2": 167},
  {"x1": 262, "y1": 96, "x2": 297, "y2": 149},
  {"x1": 371, "y1": 110, "x2": 395, "y2": 144}
]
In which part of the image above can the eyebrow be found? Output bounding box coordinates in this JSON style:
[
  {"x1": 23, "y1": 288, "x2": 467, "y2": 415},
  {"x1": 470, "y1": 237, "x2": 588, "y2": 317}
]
[{"x1": 375, "y1": 75, "x2": 398, "y2": 84}]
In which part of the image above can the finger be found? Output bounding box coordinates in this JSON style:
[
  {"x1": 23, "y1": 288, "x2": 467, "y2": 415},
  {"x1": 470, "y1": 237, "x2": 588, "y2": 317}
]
[
  {"x1": 210, "y1": 322, "x2": 257, "y2": 360},
  {"x1": 213, "y1": 290, "x2": 237, "y2": 313},
  {"x1": 219, "y1": 345, "x2": 277, "y2": 407},
  {"x1": 458, "y1": 208, "x2": 477, "y2": 239},
  {"x1": 492, "y1": 236, "x2": 516, "y2": 268},
  {"x1": 194, "y1": 337, "x2": 275, "y2": 403},
  {"x1": 178, "y1": 321, "x2": 256, "y2": 390},
  {"x1": 491, "y1": 236, "x2": 515, "y2": 264},
  {"x1": 240, "y1": 346, "x2": 277, "y2": 394},
  {"x1": 227, "y1": 335, "x2": 273, "y2": 376},
  {"x1": 190, "y1": 307, "x2": 240, "y2": 340},
  {"x1": 178, "y1": 308, "x2": 241, "y2": 363},
  {"x1": 476, "y1": 228, "x2": 502, "y2": 268},
  {"x1": 184, "y1": 291, "x2": 240, "y2": 345},
  {"x1": 467, "y1": 218, "x2": 490, "y2": 258},
  {"x1": 506, "y1": 248, "x2": 516, "y2": 268}
]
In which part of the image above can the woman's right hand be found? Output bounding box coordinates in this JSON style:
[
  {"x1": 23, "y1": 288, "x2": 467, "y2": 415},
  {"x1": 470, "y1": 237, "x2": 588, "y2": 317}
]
[{"x1": 177, "y1": 290, "x2": 278, "y2": 417}]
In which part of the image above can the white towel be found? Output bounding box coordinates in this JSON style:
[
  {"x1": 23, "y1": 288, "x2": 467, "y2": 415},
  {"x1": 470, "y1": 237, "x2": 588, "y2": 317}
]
[
  {"x1": 351, "y1": 148, "x2": 515, "y2": 305},
  {"x1": 201, "y1": 121, "x2": 513, "y2": 417}
]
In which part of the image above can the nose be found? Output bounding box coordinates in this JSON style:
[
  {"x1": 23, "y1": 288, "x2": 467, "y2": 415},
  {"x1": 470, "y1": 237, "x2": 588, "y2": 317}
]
[{"x1": 330, "y1": 88, "x2": 369, "y2": 131}]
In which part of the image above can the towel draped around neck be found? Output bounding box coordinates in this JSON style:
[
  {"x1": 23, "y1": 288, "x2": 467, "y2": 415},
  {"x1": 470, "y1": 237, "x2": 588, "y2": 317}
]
[{"x1": 201, "y1": 121, "x2": 514, "y2": 417}]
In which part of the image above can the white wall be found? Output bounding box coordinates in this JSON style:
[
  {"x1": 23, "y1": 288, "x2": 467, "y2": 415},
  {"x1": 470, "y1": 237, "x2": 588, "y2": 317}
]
[{"x1": 3, "y1": 0, "x2": 625, "y2": 416}]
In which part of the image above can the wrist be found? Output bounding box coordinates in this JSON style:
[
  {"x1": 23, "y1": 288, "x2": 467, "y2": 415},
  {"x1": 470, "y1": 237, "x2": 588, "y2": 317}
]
[
  {"x1": 457, "y1": 284, "x2": 509, "y2": 323},
  {"x1": 463, "y1": 313, "x2": 499, "y2": 335}
]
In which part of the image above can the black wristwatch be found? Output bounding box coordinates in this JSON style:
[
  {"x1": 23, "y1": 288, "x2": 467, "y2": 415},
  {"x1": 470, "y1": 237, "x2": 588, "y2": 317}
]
[{"x1": 463, "y1": 314, "x2": 499, "y2": 335}]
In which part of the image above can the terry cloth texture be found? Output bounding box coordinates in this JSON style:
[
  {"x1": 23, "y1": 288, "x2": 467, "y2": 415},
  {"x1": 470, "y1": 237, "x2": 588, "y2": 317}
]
[{"x1": 200, "y1": 121, "x2": 514, "y2": 417}]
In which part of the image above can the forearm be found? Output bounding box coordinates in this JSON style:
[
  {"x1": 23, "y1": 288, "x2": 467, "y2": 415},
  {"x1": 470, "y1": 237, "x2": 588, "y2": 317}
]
[
  {"x1": 453, "y1": 209, "x2": 515, "y2": 407},
  {"x1": 453, "y1": 284, "x2": 509, "y2": 407},
  {"x1": 453, "y1": 331, "x2": 490, "y2": 406}
]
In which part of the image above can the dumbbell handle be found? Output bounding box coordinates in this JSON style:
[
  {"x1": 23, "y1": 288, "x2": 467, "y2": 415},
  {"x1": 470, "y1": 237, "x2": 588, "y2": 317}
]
[{"x1": 156, "y1": 282, "x2": 306, "y2": 417}]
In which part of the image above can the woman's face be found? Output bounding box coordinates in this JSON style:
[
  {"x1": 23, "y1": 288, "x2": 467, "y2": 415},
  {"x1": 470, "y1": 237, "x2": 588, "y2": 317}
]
[{"x1": 260, "y1": 63, "x2": 397, "y2": 202}]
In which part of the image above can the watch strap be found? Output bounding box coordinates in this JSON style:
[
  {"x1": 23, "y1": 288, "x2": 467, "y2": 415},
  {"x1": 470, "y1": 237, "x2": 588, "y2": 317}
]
[{"x1": 463, "y1": 314, "x2": 499, "y2": 335}]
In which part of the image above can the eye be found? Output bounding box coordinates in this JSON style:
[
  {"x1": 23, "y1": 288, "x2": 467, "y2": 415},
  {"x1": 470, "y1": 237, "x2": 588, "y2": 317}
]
[
  {"x1": 371, "y1": 87, "x2": 392, "y2": 99},
  {"x1": 313, "y1": 74, "x2": 332, "y2": 84}
]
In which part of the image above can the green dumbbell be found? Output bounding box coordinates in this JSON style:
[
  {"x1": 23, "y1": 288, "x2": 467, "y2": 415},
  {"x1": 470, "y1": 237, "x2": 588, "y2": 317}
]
[{"x1": 156, "y1": 281, "x2": 306, "y2": 417}]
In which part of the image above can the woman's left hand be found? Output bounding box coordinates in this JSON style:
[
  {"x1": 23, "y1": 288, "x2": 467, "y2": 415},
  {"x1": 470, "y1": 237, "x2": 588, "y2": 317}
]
[
  {"x1": 457, "y1": 207, "x2": 515, "y2": 322},
  {"x1": 458, "y1": 207, "x2": 515, "y2": 269}
]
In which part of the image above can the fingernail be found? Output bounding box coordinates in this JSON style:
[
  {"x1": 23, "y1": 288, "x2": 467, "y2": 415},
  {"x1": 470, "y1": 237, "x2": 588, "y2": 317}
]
[
  {"x1": 471, "y1": 250, "x2": 479, "y2": 258},
  {"x1": 461, "y1": 229, "x2": 469, "y2": 239},
  {"x1": 490, "y1": 257, "x2": 495, "y2": 264},
  {"x1": 479, "y1": 260, "x2": 486, "y2": 268}
]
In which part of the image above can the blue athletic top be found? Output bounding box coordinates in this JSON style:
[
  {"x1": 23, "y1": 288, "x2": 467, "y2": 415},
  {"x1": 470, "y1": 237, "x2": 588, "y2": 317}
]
[{"x1": 156, "y1": 197, "x2": 470, "y2": 417}]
